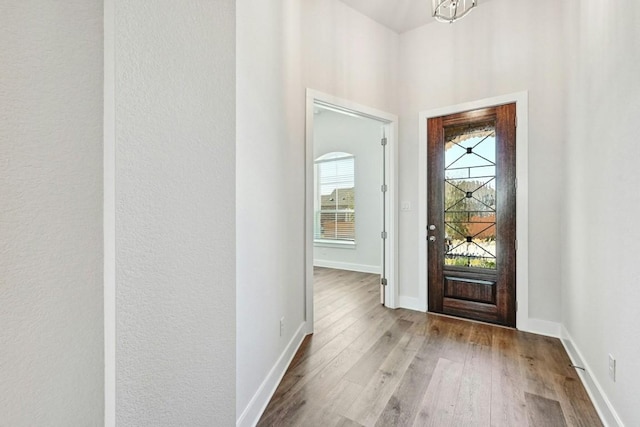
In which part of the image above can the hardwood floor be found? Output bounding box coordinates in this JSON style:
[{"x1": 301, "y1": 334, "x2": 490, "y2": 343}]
[{"x1": 258, "y1": 268, "x2": 602, "y2": 427}]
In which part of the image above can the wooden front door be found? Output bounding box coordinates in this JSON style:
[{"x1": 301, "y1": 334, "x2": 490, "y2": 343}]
[{"x1": 427, "y1": 104, "x2": 516, "y2": 327}]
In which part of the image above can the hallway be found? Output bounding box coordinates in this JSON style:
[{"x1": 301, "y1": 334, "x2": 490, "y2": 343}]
[{"x1": 258, "y1": 268, "x2": 601, "y2": 426}]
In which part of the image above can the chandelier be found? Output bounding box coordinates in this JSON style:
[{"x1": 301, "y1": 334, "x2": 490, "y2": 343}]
[{"x1": 432, "y1": 0, "x2": 477, "y2": 23}]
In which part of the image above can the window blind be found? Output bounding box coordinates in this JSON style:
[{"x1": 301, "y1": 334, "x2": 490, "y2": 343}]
[{"x1": 315, "y1": 153, "x2": 355, "y2": 242}]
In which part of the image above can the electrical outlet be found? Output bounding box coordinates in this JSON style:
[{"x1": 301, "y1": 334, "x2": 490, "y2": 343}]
[
  {"x1": 608, "y1": 354, "x2": 616, "y2": 381},
  {"x1": 280, "y1": 317, "x2": 285, "y2": 337}
]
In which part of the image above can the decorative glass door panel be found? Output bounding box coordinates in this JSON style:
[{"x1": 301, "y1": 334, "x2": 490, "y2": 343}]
[
  {"x1": 428, "y1": 104, "x2": 516, "y2": 327},
  {"x1": 444, "y1": 122, "x2": 497, "y2": 270}
]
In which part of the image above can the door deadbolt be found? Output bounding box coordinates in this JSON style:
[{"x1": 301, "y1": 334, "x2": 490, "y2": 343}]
[{"x1": 428, "y1": 224, "x2": 436, "y2": 231}]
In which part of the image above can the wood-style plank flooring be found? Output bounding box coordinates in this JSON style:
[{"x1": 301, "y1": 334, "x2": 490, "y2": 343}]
[{"x1": 258, "y1": 267, "x2": 602, "y2": 427}]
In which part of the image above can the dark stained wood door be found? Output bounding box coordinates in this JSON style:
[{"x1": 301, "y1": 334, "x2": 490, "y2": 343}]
[{"x1": 427, "y1": 104, "x2": 517, "y2": 327}]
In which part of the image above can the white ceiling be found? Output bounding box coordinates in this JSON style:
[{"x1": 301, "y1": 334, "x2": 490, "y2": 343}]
[
  {"x1": 339, "y1": 0, "x2": 493, "y2": 33},
  {"x1": 338, "y1": 0, "x2": 433, "y2": 33}
]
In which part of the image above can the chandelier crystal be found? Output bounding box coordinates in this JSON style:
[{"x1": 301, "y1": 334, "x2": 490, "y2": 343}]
[{"x1": 432, "y1": 0, "x2": 477, "y2": 23}]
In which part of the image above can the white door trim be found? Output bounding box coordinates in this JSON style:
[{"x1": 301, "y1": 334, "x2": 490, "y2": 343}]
[
  {"x1": 418, "y1": 91, "x2": 530, "y2": 329},
  {"x1": 305, "y1": 89, "x2": 399, "y2": 335}
]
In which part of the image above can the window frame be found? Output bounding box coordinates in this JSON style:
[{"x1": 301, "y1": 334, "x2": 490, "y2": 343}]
[{"x1": 314, "y1": 152, "x2": 356, "y2": 246}]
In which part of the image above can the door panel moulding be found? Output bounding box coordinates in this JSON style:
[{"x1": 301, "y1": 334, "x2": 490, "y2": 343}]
[
  {"x1": 305, "y1": 89, "x2": 399, "y2": 335},
  {"x1": 419, "y1": 91, "x2": 535, "y2": 332}
]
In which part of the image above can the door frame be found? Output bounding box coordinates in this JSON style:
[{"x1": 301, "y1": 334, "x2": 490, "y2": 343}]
[
  {"x1": 419, "y1": 91, "x2": 529, "y2": 329},
  {"x1": 305, "y1": 89, "x2": 399, "y2": 335}
]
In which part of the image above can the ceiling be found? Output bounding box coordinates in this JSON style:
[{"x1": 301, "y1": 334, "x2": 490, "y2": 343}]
[
  {"x1": 338, "y1": 0, "x2": 433, "y2": 33},
  {"x1": 339, "y1": 0, "x2": 493, "y2": 33}
]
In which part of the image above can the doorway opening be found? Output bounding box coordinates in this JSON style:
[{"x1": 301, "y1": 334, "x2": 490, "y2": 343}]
[{"x1": 305, "y1": 90, "x2": 398, "y2": 335}]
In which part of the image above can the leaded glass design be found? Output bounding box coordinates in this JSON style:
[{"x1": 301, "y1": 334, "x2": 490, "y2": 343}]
[{"x1": 444, "y1": 122, "x2": 497, "y2": 269}]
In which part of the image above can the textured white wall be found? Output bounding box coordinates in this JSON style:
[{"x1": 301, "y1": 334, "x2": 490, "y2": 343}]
[
  {"x1": 398, "y1": 0, "x2": 567, "y2": 322},
  {"x1": 111, "y1": 1, "x2": 235, "y2": 425},
  {"x1": 562, "y1": 1, "x2": 640, "y2": 425},
  {"x1": 313, "y1": 110, "x2": 383, "y2": 272},
  {"x1": 0, "y1": 1, "x2": 104, "y2": 425}
]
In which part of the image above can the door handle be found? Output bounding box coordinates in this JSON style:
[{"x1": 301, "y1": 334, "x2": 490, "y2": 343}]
[{"x1": 429, "y1": 236, "x2": 436, "y2": 242}]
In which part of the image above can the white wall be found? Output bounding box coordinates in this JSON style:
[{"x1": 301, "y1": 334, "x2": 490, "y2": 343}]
[
  {"x1": 237, "y1": 1, "x2": 398, "y2": 424},
  {"x1": 302, "y1": 0, "x2": 400, "y2": 114},
  {"x1": 313, "y1": 109, "x2": 383, "y2": 273},
  {"x1": 562, "y1": 1, "x2": 640, "y2": 425},
  {"x1": 0, "y1": 1, "x2": 104, "y2": 425},
  {"x1": 109, "y1": 1, "x2": 236, "y2": 425},
  {"x1": 236, "y1": 0, "x2": 306, "y2": 424},
  {"x1": 398, "y1": 0, "x2": 567, "y2": 322}
]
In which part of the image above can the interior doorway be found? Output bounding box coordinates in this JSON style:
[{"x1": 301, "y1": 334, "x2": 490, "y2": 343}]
[
  {"x1": 305, "y1": 90, "x2": 398, "y2": 334},
  {"x1": 312, "y1": 104, "x2": 383, "y2": 277}
]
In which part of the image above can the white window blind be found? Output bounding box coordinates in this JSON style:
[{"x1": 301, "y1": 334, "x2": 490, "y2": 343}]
[{"x1": 314, "y1": 152, "x2": 355, "y2": 242}]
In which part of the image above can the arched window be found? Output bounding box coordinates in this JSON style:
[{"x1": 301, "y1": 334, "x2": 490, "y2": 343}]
[{"x1": 314, "y1": 152, "x2": 355, "y2": 243}]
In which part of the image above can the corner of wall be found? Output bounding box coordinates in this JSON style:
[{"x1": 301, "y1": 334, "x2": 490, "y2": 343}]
[
  {"x1": 520, "y1": 318, "x2": 561, "y2": 338},
  {"x1": 560, "y1": 326, "x2": 624, "y2": 427},
  {"x1": 398, "y1": 296, "x2": 427, "y2": 312},
  {"x1": 236, "y1": 322, "x2": 308, "y2": 427}
]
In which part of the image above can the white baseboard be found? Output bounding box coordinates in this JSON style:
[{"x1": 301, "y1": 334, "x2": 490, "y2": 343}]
[
  {"x1": 398, "y1": 295, "x2": 426, "y2": 312},
  {"x1": 560, "y1": 326, "x2": 623, "y2": 427},
  {"x1": 236, "y1": 322, "x2": 308, "y2": 427},
  {"x1": 313, "y1": 259, "x2": 381, "y2": 274},
  {"x1": 519, "y1": 318, "x2": 561, "y2": 337}
]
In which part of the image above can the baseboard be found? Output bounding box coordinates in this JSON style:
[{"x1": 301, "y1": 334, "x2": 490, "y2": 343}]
[
  {"x1": 313, "y1": 259, "x2": 381, "y2": 274},
  {"x1": 560, "y1": 326, "x2": 624, "y2": 427},
  {"x1": 398, "y1": 295, "x2": 426, "y2": 312},
  {"x1": 236, "y1": 322, "x2": 308, "y2": 427},
  {"x1": 393, "y1": 304, "x2": 561, "y2": 339},
  {"x1": 519, "y1": 318, "x2": 561, "y2": 337}
]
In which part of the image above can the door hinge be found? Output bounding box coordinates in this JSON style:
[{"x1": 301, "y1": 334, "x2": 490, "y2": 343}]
[
  {"x1": 515, "y1": 177, "x2": 518, "y2": 190},
  {"x1": 381, "y1": 137, "x2": 388, "y2": 146},
  {"x1": 381, "y1": 231, "x2": 388, "y2": 240},
  {"x1": 381, "y1": 184, "x2": 388, "y2": 192},
  {"x1": 381, "y1": 278, "x2": 388, "y2": 286},
  {"x1": 515, "y1": 115, "x2": 518, "y2": 128},
  {"x1": 515, "y1": 240, "x2": 518, "y2": 251},
  {"x1": 516, "y1": 301, "x2": 519, "y2": 312}
]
